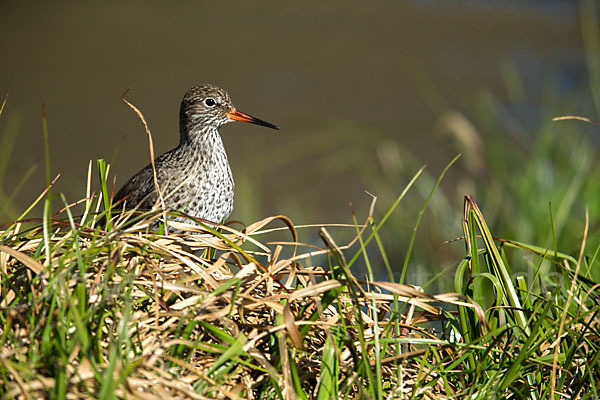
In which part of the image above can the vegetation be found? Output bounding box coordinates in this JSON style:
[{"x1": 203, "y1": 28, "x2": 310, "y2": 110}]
[{"x1": 0, "y1": 145, "x2": 598, "y2": 398}]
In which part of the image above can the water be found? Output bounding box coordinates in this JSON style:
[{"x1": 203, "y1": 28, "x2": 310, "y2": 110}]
[{"x1": 0, "y1": 0, "x2": 590, "y2": 284}]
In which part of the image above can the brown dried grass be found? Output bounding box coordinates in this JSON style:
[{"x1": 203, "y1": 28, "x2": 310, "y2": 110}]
[{"x1": 0, "y1": 209, "x2": 472, "y2": 399}]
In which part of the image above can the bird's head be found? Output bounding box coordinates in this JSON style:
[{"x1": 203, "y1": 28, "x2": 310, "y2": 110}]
[{"x1": 179, "y1": 84, "x2": 279, "y2": 141}]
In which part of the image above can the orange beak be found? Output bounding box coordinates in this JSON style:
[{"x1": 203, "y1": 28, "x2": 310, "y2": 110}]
[{"x1": 226, "y1": 110, "x2": 279, "y2": 130}]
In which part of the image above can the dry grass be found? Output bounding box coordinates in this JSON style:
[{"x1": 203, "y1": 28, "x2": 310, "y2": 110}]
[
  {"x1": 5, "y1": 174, "x2": 600, "y2": 400},
  {"x1": 0, "y1": 204, "x2": 478, "y2": 399},
  {"x1": 0, "y1": 150, "x2": 598, "y2": 399}
]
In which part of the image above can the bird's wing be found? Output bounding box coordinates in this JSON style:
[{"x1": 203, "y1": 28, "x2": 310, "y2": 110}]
[{"x1": 113, "y1": 164, "x2": 158, "y2": 210}]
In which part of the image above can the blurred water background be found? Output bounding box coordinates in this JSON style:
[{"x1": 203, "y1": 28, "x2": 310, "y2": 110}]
[{"x1": 1, "y1": 0, "x2": 598, "y2": 288}]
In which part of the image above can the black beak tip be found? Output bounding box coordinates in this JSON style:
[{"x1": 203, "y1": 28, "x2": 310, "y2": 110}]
[{"x1": 258, "y1": 119, "x2": 279, "y2": 130}]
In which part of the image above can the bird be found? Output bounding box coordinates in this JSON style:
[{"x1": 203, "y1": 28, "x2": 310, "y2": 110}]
[{"x1": 110, "y1": 84, "x2": 279, "y2": 226}]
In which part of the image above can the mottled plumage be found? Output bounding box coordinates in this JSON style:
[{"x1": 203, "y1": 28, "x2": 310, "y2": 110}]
[{"x1": 113, "y1": 84, "x2": 279, "y2": 224}]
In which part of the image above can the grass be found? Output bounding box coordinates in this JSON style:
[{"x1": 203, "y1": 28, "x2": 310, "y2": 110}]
[{"x1": 0, "y1": 146, "x2": 598, "y2": 398}]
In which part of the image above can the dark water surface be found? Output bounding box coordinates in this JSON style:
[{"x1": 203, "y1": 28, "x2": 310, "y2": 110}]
[{"x1": 0, "y1": 2, "x2": 587, "y2": 280}]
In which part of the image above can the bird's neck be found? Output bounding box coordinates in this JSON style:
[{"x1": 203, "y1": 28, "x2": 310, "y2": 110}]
[
  {"x1": 178, "y1": 125, "x2": 228, "y2": 163},
  {"x1": 179, "y1": 105, "x2": 220, "y2": 143}
]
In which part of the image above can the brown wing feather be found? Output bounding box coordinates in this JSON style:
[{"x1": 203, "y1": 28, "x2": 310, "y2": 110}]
[{"x1": 113, "y1": 164, "x2": 158, "y2": 210}]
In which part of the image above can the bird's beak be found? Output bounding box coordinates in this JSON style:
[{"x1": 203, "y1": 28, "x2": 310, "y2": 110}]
[{"x1": 226, "y1": 110, "x2": 280, "y2": 130}]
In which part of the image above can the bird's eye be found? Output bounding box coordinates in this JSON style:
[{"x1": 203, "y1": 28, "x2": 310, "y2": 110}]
[{"x1": 204, "y1": 97, "x2": 216, "y2": 107}]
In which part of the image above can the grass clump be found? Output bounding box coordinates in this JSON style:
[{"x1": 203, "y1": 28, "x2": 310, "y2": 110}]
[{"x1": 0, "y1": 152, "x2": 598, "y2": 399}]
